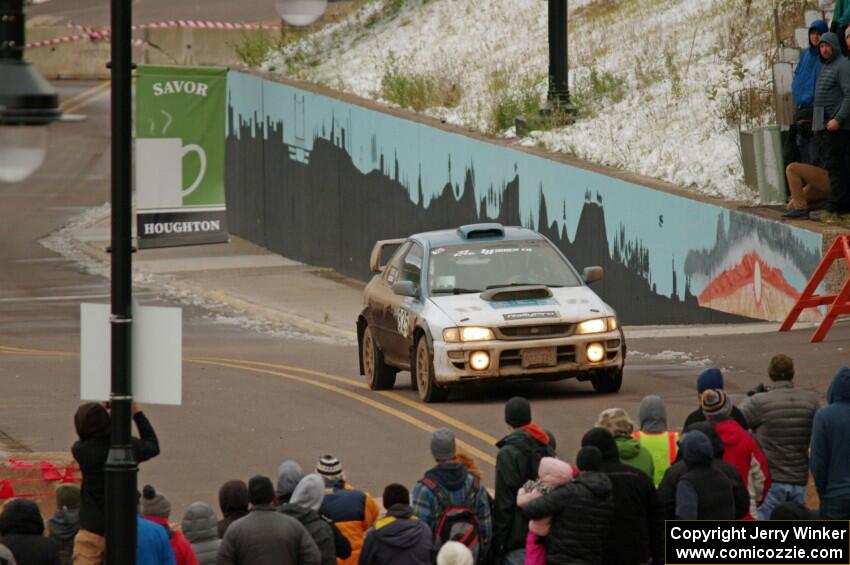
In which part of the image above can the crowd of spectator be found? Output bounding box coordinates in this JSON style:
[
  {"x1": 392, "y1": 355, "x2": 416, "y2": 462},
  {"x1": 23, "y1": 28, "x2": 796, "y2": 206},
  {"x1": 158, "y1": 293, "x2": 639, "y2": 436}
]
[
  {"x1": 784, "y1": 16, "x2": 850, "y2": 219},
  {"x1": 0, "y1": 357, "x2": 847, "y2": 565}
]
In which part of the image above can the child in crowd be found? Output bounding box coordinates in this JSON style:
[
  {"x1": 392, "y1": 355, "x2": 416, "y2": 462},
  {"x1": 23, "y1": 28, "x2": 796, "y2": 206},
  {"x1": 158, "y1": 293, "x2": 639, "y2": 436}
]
[{"x1": 516, "y1": 457, "x2": 575, "y2": 565}]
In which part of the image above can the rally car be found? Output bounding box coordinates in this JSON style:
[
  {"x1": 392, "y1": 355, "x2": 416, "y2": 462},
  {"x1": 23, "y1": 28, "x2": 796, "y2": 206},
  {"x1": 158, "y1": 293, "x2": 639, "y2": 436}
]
[{"x1": 356, "y1": 223, "x2": 625, "y2": 402}]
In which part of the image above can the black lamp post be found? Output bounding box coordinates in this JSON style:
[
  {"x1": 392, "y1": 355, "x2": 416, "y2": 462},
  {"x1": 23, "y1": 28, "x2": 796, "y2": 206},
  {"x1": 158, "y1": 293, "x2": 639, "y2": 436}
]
[
  {"x1": 0, "y1": 0, "x2": 62, "y2": 183},
  {"x1": 547, "y1": 0, "x2": 573, "y2": 112},
  {"x1": 104, "y1": 0, "x2": 137, "y2": 562}
]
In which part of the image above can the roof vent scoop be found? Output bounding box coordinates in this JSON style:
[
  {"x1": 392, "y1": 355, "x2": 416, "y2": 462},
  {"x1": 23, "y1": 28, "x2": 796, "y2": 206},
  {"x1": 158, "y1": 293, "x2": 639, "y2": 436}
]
[{"x1": 457, "y1": 223, "x2": 505, "y2": 239}]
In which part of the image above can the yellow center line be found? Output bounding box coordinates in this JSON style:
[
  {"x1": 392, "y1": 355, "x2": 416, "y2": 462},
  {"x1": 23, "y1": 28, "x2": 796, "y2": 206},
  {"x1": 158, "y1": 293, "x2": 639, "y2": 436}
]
[
  {"x1": 62, "y1": 87, "x2": 112, "y2": 115},
  {"x1": 186, "y1": 358, "x2": 496, "y2": 466},
  {"x1": 59, "y1": 80, "x2": 111, "y2": 111},
  {"x1": 188, "y1": 356, "x2": 500, "y2": 447},
  {"x1": 1, "y1": 345, "x2": 498, "y2": 465}
]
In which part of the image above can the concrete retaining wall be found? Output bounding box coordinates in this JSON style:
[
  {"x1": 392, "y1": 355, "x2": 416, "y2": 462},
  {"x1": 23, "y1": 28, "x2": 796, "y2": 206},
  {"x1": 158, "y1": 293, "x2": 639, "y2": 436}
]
[
  {"x1": 221, "y1": 71, "x2": 826, "y2": 325},
  {"x1": 25, "y1": 27, "x2": 111, "y2": 80}
]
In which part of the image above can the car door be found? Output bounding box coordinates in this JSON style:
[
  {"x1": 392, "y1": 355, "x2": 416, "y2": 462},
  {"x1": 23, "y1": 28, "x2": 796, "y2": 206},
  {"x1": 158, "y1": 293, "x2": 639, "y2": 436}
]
[
  {"x1": 381, "y1": 242, "x2": 425, "y2": 367},
  {"x1": 367, "y1": 241, "x2": 410, "y2": 356}
]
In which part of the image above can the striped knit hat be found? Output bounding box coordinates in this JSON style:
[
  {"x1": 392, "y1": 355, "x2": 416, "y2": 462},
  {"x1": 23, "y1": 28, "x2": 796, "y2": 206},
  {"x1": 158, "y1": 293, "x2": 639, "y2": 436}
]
[
  {"x1": 316, "y1": 454, "x2": 343, "y2": 481},
  {"x1": 700, "y1": 388, "x2": 731, "y2": 418}
]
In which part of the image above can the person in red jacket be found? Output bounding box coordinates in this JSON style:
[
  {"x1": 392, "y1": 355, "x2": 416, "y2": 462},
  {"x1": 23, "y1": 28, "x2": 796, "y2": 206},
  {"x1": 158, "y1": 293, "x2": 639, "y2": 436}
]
[
  {"x1": 701, "y1": 389, "x2": 771, "y2": 518},
  {"x1": 141, "y1": 485, "x2": 199, "y2": 565}
]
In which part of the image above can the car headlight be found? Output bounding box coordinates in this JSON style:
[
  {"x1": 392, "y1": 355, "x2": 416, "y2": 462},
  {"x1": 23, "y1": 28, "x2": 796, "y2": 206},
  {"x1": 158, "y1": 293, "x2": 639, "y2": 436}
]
[
  {"x1": 576, "y1": 317, "x2": 618, "y2": 334},
  {"x1": 442, "y1": 327, "x2": 495, "y2": 342}
]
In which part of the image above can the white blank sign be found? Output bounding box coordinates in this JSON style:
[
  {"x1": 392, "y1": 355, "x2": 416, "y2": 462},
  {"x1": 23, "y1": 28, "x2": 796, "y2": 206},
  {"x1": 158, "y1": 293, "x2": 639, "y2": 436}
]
[{"x1": 80, "y1": 303, "x2": 182, "y2": 405}]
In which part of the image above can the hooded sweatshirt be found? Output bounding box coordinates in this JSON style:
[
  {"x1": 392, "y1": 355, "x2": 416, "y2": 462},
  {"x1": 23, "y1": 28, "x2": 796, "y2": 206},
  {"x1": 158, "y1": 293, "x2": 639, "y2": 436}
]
[
  {"x1": 634, "y1": 395, "x2": 679, "y2": 487},
  {"x1": 282, "y1": 474, "x2": 336, "y2": 565},
  {"x1": 217, "y1": 480, "x2": 249, "y2": 539},
  {"x1": 813, "y1": 32, "x2": 850, "y2": 131},
  {"x1": 615, "y1": 435, "x2": 655, "y2": 480},
  {"x1": 0, "y1": 499, "x2": 60, "y2": 565},
  {"x1": 793, "y1": 20, "x2": 829, "y2": 108},
  {"x1": 811, "y1": 368, "x2": 850, "y2": 500},
  {"x1": 181, "y1": 502, "x2": 220, "y2": 565},
  {"x1": 359, "y1": 505, "x2": 433, "y2": 565},
  {"x1": 276, "y1": 460, "x2": 304, "y2": 503},
  {"x1": 675, "y1": 431, "x2": 735, "y2": 520},
  {"x1": 494, "y1": 424, "x2": 555, "y2": 554},
  {"x1": 581, "y1": 428, "x2": 663, "y2": 565},
  {"x1": 48, "y1": 507, "x2": 79, "y2": 565}
]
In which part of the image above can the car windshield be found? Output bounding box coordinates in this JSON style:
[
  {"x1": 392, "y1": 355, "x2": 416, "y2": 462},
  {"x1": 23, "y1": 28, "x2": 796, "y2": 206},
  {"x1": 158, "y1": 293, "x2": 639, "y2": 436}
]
[{"x1": 428, "y1": 239, "x2": 582, "y2": 294}]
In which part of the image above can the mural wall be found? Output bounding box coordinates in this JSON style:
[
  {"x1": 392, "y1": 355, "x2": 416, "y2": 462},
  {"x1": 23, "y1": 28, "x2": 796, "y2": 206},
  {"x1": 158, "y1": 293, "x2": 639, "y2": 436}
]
[{"x1": 225, "y1": 71, "x2": 823, "y2": 325}]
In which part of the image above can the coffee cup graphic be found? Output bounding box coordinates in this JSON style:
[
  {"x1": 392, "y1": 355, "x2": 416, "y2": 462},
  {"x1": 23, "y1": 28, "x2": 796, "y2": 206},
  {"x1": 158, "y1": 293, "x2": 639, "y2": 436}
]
[{"x1": 136, "y1": 138, "x2": 207, "y2": 209}]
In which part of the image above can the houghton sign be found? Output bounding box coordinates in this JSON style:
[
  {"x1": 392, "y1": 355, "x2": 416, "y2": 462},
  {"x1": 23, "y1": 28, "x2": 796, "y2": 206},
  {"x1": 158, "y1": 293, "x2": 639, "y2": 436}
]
[{"x1": 135, "y1": 65, "x2": 229, "y2": 248}]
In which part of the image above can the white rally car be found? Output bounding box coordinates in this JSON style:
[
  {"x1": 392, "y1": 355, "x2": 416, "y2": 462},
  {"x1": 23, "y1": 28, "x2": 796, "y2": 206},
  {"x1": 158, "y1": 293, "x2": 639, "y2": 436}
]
[{"x1": 356, "y1": 223, "x2": 626, "y2": 402}]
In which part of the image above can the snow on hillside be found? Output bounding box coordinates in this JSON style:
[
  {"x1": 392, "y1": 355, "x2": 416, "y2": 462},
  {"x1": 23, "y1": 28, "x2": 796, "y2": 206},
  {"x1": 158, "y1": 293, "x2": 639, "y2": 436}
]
[{"x1": 263, "y1": 0, "x2": 780, "y2": 201}]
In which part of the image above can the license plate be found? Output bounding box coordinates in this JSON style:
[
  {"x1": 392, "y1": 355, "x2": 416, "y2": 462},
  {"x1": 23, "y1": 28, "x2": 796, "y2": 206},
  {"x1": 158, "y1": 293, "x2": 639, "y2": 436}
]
[{"x1": 521, "y1": 347, "x2": 557, "y2": 368}]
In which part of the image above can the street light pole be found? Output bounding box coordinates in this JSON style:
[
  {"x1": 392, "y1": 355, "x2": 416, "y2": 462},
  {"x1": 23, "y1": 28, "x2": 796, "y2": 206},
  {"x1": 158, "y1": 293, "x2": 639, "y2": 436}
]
[
  {"x1": 547, "y1": 0, "x2": 572, "y2": 110},
  {"x1": 104, "y1": 0, "x2": 136, "y2": 562}
]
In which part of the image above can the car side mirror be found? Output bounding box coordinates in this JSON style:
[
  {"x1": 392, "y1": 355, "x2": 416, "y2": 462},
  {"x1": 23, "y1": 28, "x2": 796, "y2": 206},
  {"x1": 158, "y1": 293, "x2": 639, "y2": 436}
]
[
  {"x1": 583, "y1": 266, "x2": 604, "y2": 284},
  {"x1": 392, "y1": 281, "x2": 419, "y2": 298}
]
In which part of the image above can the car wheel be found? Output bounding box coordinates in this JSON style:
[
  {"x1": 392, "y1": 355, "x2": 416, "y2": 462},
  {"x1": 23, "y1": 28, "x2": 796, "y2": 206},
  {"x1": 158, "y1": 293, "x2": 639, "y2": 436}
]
[
  {"x1": 414, "y1": 336, "x2": 448, "y2": 403},
  {"x1": 591, "y1": 367, "x2": 623, "y2": 394},
  {"x1": 362, "y1": 326, "x2": 396, "y2": 390}
]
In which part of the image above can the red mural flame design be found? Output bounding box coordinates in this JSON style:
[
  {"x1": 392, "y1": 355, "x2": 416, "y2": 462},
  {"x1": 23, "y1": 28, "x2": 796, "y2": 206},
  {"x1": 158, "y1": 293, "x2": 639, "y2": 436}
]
[{"x1": 698, "y1": 252, "x2": 821, "y2": 322}]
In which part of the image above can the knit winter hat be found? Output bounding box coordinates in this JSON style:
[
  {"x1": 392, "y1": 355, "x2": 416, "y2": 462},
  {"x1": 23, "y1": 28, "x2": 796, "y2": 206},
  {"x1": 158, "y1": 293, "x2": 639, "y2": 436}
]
[
  {"x1": 140, "y1": 485, "x2": 171, "y2": 518},
  {"x1": 275, "y1": 460, "x2": 304, "y2": 502},
  {"x1": 696, "y1": 368, "x2": 724, "y2": 393},
  {"x1": 595, "y1": 407, "x2": 634, "y2": 437},
  {"x1": 576, "y1": 446, "x2": 603, "y2": 471},
  {"x1": 55, "y1": 484, "x2": 81, "y2": 511},
  {"x1": 74, "y1": 402, "x2": 110, "y2": 439},
  {"x1": 437, "y1": 541, "x2": 475, "y2": 565},
  {"x1": 382, "y1": 483, "x2": 410, "y2": 509},
  {"x1": 431, "y1": 428, "x2": 457, "y2": 461},
  {"x1": 505, "y1": 396, "x2": 531, "y2": 427},
  {"x1": 700, "y1": 388, "x2": 731, "y2": 418},
  {"x1": 248, "y1": 475, "x2": 275, "y2": 506},
  {"x1": 218, "y1": 480, "x2": 249, "y2": 514},
  {"x1": 768, "y1": 354, "x2": 795, "y2": 381},
  {"x1": 580, "y1": 427, "x2": 619, "y2": 461},
  {"x1": 316, "y1": 454, "x2": 343, "y2": 481}
]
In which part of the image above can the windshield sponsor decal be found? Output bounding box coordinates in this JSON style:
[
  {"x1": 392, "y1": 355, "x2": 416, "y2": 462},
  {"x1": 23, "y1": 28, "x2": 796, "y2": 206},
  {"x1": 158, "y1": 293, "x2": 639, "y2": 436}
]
[
  {"x1": 451, "y1": 246, "x2": 533, "y2": 257},
  {"x1": 489, "y1": 298, "x2": 559, "y2": 309},
  {"x1": 503, "y1": 311, "x2": 560, "y2": 321}
]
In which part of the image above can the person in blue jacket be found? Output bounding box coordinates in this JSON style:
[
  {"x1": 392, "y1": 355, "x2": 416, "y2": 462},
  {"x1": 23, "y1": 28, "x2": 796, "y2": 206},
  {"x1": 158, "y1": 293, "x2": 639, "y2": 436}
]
[
  {"x1": 786, "y1": 20, "x2": 829, "y2": 167},
  {"x1": 137, "y1": 514, "x2": 176, "y2": 565},
  {"x1": 810, "y1": 367, "x2": 850, "y2": 519}
]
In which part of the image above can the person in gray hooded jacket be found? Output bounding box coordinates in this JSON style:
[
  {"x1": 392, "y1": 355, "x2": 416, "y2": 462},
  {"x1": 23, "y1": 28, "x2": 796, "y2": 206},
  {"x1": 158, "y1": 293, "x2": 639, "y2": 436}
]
[
  {"x1": 181, "y1": 502, "x2": 220, "y2": 565},
  {"x1": 280, "y1": 474, "x2": 337, "y2": 565},
  {"x1": 814, "y1": 32, "x2": 850, "y2": 214},
  {"x1": 276, "y1": 460, "x2": 304, "y2": 504}
]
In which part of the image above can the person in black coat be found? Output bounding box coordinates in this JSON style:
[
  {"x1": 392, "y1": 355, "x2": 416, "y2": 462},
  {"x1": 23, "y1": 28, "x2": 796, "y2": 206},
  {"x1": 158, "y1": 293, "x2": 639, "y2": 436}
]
[
  {"x1": 521, "y1": 446, "x2": 615, "y2": 565},
  {"x1": 674, "y1": 431, "x2": 735, "y2": 519},
  {"x1": 658, "y1": 422, "x2": 749, "y2": 520},
  {"x1": 359, "y1": 484, "x2": 433, "y2": 565},
  {"x1": 72, "y1": 401, "x2": 160, "y2": 560},
  {"x1": 0, "y1": 499, "x2": 60, "y2": 565},
  {"x1": 581, "y1": 427, "x2": 664, "y2": 565}
]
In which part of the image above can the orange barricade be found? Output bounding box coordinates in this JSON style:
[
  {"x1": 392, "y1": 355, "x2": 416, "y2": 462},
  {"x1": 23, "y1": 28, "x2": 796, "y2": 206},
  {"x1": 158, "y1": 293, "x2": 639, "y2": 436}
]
[{"x1": 780, "y1": 234, "x2": 850, "y2": 342}]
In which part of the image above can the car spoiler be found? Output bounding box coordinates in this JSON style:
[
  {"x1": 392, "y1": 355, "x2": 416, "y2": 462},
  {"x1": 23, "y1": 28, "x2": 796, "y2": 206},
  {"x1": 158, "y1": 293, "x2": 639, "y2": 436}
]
[{"x1": 369, "y1": 238, "x2": 407, "y2": 273}]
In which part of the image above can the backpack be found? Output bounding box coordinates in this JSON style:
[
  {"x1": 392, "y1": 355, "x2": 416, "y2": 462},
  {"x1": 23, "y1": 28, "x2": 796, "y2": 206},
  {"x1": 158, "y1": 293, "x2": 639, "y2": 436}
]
[
  {"x1": 421, "y1": 476, "x2": 482, "y2": 562},
  {"x1": 524, "y1": 438, "x2": 555, "y2": 483}
]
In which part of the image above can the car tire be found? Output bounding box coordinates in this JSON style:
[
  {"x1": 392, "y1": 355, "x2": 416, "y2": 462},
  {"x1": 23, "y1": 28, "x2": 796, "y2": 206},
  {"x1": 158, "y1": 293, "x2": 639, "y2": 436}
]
[
  {"x1": 591, "y1": 367, "x2": 623, "y2": 394},
  {"x1": 414, "y1": 336, "x2": 448, "y2": 403},
  {"x1": 362, "y1": 326, "x2": 397, "y2": 390}
]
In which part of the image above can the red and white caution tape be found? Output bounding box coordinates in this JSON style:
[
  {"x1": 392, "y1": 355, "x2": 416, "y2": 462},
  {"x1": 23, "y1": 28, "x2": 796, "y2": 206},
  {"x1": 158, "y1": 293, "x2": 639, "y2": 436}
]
[{"x1": 26, "y1": 19, "x2": 279, "y2": 48}]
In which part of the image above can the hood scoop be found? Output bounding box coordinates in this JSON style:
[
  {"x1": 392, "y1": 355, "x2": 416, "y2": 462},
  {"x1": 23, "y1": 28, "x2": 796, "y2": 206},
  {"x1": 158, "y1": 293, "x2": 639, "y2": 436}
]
[{"x1": 480, "y1": 285, "x2": 553, "y2": 302}]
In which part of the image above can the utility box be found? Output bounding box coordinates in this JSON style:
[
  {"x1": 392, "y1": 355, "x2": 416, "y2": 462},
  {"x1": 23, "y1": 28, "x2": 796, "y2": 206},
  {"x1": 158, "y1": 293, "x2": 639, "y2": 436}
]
[
  {"x1": 753, "y1": 125, "x2": 787, "y2": 204},
  {"x1": 773, "y1": 61, "x2": 795, "y2": 128}
]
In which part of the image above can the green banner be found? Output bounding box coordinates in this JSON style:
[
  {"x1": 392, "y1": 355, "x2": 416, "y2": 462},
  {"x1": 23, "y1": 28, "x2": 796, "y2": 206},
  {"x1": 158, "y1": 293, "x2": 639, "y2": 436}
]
[{"x1": 135, "y1": 65, "x2": 228, "y2": 247}]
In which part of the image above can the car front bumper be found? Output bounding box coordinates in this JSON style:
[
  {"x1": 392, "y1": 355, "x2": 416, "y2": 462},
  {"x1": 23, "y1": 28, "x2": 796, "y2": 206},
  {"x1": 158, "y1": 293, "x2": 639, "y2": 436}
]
[{"x1": 432, "y1": 331, "x2": 624, "y2": 384}]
